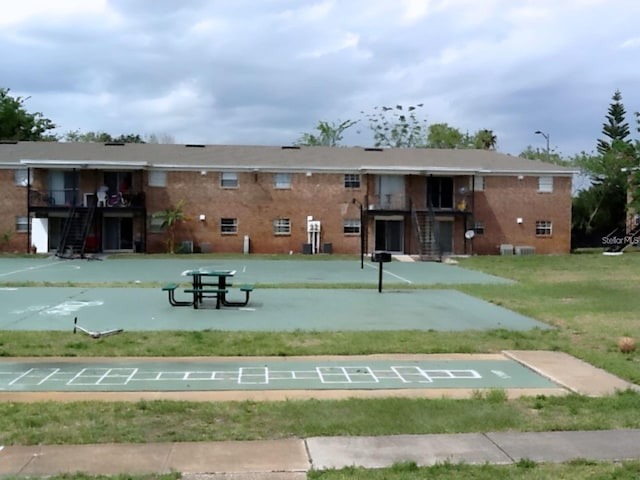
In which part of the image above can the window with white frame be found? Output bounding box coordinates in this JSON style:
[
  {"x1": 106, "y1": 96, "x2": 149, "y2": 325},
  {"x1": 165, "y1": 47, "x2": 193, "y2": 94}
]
[
  {"x1": 538, "y1": 176, "x2": 553, "y2": 193},
  {"x1": 274, "y1": 173, "x2": 291, "y2": 189},
  {"x1": 273, "y1": 218, "x2": 291, "y2": 235},
  {"x1": 343, "y1": 219, "x2": 361, "y2": 234},
  {"x1": 344, "y1": 174, "x2": 361, "y2": 189},
  {"x1": 220, "y1": 217, "x2": 238, "y2": 234},
  {"x1": 15, "y1": 169, "x2": 29, "y2": 186},
  {"x1": 473, "y1": 175, "x2": 484, "y2": 191},
  {"x1": 221, "y1": 172, "x2": 238, "y2": 188},
  {"x1": 474, "y1": 220, "x2": 485, "y2": 235},
  {"x1": 148, "y1": 170, "x2": 167, "y2": 187},
  {"x1": 16, "y1": 216, "x2": 28, "y2": 232},
  {"x1": 535, "y1": 220, "x2": 552, "y2": 236},
  {"x1": 149, "y1": 215, "x2": 164, "y2": 233}
]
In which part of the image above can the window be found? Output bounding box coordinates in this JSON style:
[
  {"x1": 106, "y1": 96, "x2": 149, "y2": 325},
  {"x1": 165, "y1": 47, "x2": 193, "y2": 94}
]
[
  {"x1": 274, "y1": 173, "x2": 291, "y2": 189},
  {"x1": 473, "y1": 175, "x2": 484, "y2": 192},
  {"x1": 221, "y1": 172, "x2": 238, "y2": 188},
  {"x1": 149, "y1": 215, "x2": 164, "y2": 233},
  {"x1": 148, "y1": 170, "x2": 167, "y2": 187},
  {"x1": 16, "y1": 216, "x2": 28, "y2": 232},
  {"x1": 474, "y1": 220, "x2": 485, "y2": 235},
  {"x1": 538, "y1": 176, "x2": 553, "y2": 193},
  {"x1": 221, "y1": 218, "x2": 238, "y2": 234},
  {"x1": 273, "y1": 218, "x2": 291, "y2": 235},
  {"x1": 343, "y1": 219, "x2": 361, "y2": 234},
  {"x1": 344, "y1": 174, "x2": 361, "y2": 189},
  {"x1": 15, "y1": 169, "x2": 29, "y2": 186},
  {"x1": 535, "y1": 220, "x2": 552, "y2": 236}
]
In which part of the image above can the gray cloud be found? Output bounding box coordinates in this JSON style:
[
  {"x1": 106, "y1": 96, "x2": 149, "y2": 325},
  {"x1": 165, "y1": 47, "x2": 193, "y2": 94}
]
[{"x1": 2, "y1": 0, "x2": 640, "y2": 156}]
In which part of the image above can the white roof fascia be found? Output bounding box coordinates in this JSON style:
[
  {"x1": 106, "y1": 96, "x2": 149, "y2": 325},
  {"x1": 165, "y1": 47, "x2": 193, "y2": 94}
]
[
  {"x1": 359, "y1": 166, "x2": 479, "y2": 175},
  {"x1": 20, "y1": 159, "x2": 149, "y2": 169},
  {"x1": 151, "y1": 164, "x2": 363, "y2": 174},
  {"x1": 476, "y1": 168, "x2": 579, "y2": 176}
]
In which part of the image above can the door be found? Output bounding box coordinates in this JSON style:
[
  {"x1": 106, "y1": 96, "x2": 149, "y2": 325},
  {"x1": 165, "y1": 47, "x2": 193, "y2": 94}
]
[
  {"x1": 427, "y1": 177, "x2": 454, "y2": 208},
  {"x1": 375, "y1": 175, "x2": 405, "y2": 209},
  {"x1": 375, "y1": 219, "x2": 404, "y2": 252},
  {"x1": 103, "y1": 216, "x2": 134, "y2": 251},
  {"x1": 437, "y1": 220, "x2": 453, "y2": 255},
  {"x1": 48, "y1": 171, "x2": 80, "y2": 206}
]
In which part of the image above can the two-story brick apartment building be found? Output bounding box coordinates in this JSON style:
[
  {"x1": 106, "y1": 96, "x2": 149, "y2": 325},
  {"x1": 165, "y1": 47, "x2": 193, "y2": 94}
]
[{"x1": 0, "y1": 141, "x2": 576, "y2": 257}]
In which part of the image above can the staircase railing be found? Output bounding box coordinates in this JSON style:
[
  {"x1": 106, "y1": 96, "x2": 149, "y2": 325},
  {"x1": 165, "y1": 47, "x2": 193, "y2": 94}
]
[{"x1": 56, "y1": 199, "x2": 96, "y2": 259}]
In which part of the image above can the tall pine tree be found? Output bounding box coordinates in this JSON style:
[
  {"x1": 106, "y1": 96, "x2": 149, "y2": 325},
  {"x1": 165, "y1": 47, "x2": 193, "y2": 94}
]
[{"x1": 596, "y1": 89, "x2": 632, "y2": 155}]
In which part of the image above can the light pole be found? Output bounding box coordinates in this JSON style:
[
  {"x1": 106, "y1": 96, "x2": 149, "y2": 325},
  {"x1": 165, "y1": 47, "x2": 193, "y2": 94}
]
[
  {"x1": 352, "y1": 198, "x2": 364, "y2": 269},
  {"x1": 534, "y1": 130, "x2": 550, "y2": 163}
]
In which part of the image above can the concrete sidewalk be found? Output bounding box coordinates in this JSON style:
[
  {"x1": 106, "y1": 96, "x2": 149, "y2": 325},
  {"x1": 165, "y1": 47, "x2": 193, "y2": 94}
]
[{"x1": 2, "y1": 430, "x2": 640, "y2": 478}]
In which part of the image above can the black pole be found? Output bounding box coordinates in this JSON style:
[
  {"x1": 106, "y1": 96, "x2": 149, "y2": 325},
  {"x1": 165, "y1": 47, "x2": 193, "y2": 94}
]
[
  {"x1": 360, "y1": 203, "x2": 364, "y2": 269},
  {"x1": 378, "y1": 259, "x2": 383, "y2": 293}
]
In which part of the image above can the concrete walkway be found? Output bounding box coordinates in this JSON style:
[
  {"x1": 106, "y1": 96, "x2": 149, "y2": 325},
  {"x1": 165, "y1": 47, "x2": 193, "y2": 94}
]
[{"x1": 2, "y1": 430, "x2": 640, "y2": 478}]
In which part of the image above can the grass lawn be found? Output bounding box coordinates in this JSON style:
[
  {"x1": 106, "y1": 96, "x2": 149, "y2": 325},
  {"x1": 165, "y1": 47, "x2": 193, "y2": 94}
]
[{"x1": 0, "y1": 252, "x2": 638, "y2": 478}]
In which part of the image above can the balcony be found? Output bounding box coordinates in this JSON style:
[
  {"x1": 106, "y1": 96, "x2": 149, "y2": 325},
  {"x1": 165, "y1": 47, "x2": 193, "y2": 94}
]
[
  {"x1": 28, "y1": 188, "x2": 146, "y2": 210},
  {"x1": 366, "y1": 193, "x2": 408, "y2": 211}
]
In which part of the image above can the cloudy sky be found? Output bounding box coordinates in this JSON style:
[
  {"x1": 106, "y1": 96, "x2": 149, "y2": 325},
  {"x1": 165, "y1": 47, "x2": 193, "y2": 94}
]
[{"x1": 2, "y1": 0, "x2": 639, "y2": 157}]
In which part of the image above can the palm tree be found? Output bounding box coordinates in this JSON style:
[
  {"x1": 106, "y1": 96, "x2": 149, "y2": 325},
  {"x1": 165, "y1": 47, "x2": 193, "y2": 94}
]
[
  {"x1": 474, "y1": 129, "x2": 497, "y2": 150},
  {"x1": 153, "y1": 199, "x2": 188, "y2": 253}
]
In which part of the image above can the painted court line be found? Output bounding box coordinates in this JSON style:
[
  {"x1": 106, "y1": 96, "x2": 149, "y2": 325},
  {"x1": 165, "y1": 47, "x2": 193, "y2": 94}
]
[{"x1": 363, "y1": 262, "x2": 413, "y2": 284}]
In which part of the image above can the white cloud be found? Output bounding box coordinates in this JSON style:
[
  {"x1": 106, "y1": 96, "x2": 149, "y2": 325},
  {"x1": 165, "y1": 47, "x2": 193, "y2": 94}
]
[{"x1": 0, "y1": 0, "x2": 114, "y2": 27}]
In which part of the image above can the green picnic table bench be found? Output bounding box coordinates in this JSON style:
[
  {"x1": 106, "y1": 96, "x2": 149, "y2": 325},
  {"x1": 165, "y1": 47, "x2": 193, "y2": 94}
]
[{"x1": 162, "y1": 283, "x2": 192, "y2": 307}]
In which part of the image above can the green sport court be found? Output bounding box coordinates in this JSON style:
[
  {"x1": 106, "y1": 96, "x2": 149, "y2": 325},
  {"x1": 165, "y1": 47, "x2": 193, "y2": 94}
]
[
  {"x1": 0, "y1": 256, "x2": 563, "y2": 395},
  {"x1": 0, "y1": 256, "x2": 547, "y2": 332}
]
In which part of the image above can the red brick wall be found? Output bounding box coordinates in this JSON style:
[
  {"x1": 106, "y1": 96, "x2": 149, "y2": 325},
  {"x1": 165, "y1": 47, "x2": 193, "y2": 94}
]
[
  {"x1": 145, "y1": 171, "x2": 366, "y2": 254},
  {"x1": 471, "y1": 175, "x2": 572, "y2": 254},
  {"x1": 0, "y1": 167, "x2": 574, "y2": 256},
  {"x1": 0, "y1": 169, "x2": 29, "y2": 253}
]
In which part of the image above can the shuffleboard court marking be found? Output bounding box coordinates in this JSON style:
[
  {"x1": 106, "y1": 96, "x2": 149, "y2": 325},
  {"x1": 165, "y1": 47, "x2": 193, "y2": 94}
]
[{"x1": 0, "y1": 359, "x2": 559, "y2": 392}]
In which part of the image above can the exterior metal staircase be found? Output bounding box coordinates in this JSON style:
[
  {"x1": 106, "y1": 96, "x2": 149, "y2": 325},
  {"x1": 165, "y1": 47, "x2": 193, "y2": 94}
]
[
  {"x1": 412, "y1": 202, "x2": 441, "y2": 262},
  {"x1": 56, "y1": 201, "x2": 96, "y2": 259}
]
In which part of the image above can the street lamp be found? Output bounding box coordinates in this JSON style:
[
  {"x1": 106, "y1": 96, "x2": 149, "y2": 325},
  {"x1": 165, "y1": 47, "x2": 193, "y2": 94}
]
[{"x1": 534, "y1": 130, "x2": 550, "y2": 163}]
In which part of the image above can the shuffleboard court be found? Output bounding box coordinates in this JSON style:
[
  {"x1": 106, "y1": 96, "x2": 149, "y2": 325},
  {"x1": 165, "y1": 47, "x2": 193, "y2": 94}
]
[{"x1": 0, "y1": 358, "x2": 559, "y2": 392}]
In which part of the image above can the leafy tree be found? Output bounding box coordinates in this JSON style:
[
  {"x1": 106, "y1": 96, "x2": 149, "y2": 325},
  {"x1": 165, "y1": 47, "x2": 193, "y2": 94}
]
[
  {"x1": 0, "y1": 87, "x2": 57, "y2": 141},
  {"x1": 519, "y1": 145, "x2": 568, "y2": 165},
  {"x1": 362, "y1": 104, "x2": 428, "y2": 148},
  {"x1": 425, "y1": 123, "x2": 464, "y2": 148},
  {"x1": 152, "y1": 199, "x2": 189, "y2": 253},
  {"x1": 295, "y1": 120, "x2": 357, "y2": 146},
  {"x1": 64, "y1": 130, "x2": 146, "y2": 143}
]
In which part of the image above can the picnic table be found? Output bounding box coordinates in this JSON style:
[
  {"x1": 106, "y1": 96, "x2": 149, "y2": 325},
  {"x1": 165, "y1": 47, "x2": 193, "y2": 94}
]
[
  {"x1": 162, "y1": 268, "x2": 254, "y2": 309},
  {"x1": 185, "y1": 268, "x2": 235, "y2": 309}
]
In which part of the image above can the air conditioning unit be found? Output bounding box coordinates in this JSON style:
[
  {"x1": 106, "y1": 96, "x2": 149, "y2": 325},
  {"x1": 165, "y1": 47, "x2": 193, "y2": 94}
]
[
  {"x1": 515, "y1": 246, "x2": 535, "y2": 255},
  {"x1": 499, "y1": 244, "x2": 514, "y2": 255},
  {"x1": 181, "y1": 240, "x2": 194, "y2": 253}
]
